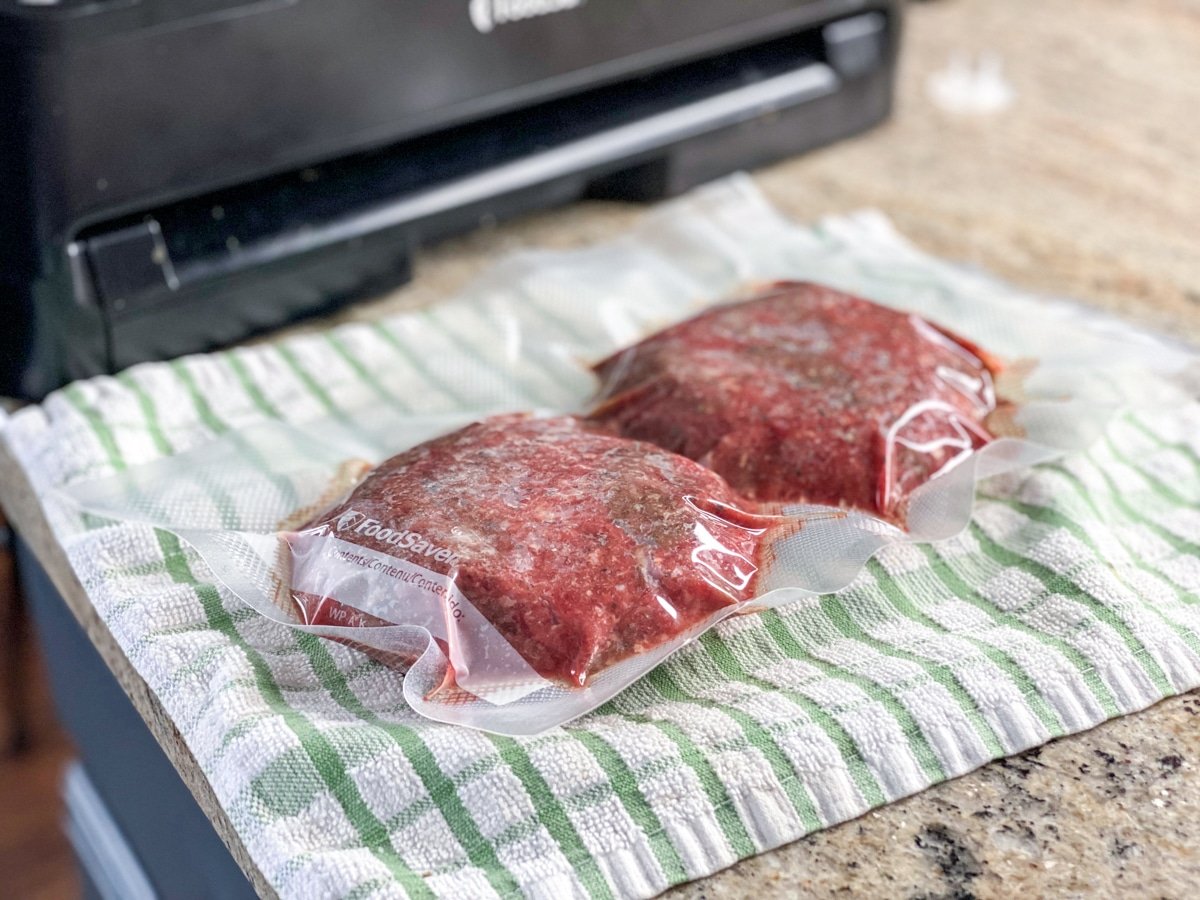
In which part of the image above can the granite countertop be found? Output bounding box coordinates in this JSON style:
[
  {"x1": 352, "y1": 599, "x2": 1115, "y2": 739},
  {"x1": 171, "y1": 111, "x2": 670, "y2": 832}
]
[
  {"x1": 279, "y1": 0, "x2": 1200, "y2": 895},
  {"x1": 665, "y1": 692, "x2": 1200, "y2": 898}
]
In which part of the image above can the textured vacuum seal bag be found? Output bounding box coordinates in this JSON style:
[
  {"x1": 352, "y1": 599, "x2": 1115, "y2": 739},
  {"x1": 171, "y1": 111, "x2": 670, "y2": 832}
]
[
  {"x1": 58, "y1": 175, "x2": 1199, "y2": 733},
  {"x1": 589, "y1": 280, "x2": 1004, "y2": 528},
  {"x1": 63, "y1": 410, "x2": 824, "y2": 733}
]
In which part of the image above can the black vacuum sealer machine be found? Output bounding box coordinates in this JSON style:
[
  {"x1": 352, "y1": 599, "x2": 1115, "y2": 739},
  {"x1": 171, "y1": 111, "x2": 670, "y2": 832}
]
[{"x1": 1, "y1": 0, "x2": 902, "y2": 399}]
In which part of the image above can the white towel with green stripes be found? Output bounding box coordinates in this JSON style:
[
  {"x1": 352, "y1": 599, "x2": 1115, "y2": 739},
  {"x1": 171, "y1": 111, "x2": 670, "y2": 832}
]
[{"x1": 4, "y1": 178, "x2": 1199, "y2": 899}]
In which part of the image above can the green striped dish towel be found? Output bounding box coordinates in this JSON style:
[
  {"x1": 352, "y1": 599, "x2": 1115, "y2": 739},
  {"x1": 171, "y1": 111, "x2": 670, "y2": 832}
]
[{"x1": 4, "y1": 179, "x2": 1199, "y2": 899}]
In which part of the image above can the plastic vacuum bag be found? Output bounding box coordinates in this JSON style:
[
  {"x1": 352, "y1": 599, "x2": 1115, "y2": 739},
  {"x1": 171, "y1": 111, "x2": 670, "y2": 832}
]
[
  {"x1": 588, "y1": 280, "x2": 1004, "y2": 527},
  {"x1": 286, "y1": 415, "x2": 785, "y2": 702},
  {"x1": 63, "y1": 411, "x2": 825, "y2": 733},
  {"x1": 57, "y1": 176, "x2": 1199, "y2": 733}
]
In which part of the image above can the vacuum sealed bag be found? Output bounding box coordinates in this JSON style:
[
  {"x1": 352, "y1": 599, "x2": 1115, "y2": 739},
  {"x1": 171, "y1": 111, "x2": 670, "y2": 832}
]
[
  {"x1": 59, "y1": 176, "x2": 1199, "y2": 733},
  {"x1": 63, "y1": 410, "x2": 824, "y2": 732},
  {"x1": 589, "y1": 280, "x2": 1003, "y2": 526},
  {"x1": 288, "y1": 414, "x2": 773, "y2": 693}
]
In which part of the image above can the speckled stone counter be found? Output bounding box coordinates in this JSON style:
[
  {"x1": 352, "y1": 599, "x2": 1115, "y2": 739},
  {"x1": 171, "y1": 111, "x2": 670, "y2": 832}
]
[{"x1": 665, "y1": 692, "x2": 1200, "y2": 898}]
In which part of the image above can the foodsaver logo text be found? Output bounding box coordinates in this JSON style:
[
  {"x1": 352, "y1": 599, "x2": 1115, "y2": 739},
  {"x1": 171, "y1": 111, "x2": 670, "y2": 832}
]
[
  {"x1": 469, "y1": 0, "x2": 585, "y2": 34},
  {"x1": 333, "y1": 509, "x2": 462, "y2": 567}
]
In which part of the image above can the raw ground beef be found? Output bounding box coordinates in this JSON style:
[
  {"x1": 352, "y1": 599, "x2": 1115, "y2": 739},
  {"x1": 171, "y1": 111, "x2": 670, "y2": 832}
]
[
  {"x1": 294, "y1": 414, "x2": 767, "y2": 688},
  {"x1": 589, "y1": 281, "x2": 1002, "y2": 524}
]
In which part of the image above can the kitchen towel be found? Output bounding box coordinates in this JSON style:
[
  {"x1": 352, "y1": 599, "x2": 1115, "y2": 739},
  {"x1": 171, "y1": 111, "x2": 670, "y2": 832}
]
[{"x1": 4, "y1": 177, "x2": 1199, "y2": 899}]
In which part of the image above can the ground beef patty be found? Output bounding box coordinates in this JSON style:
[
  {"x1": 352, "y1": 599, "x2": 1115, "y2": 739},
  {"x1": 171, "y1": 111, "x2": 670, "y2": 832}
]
[
  {"x1": 589, "y1": 282, "x2": 1001, "y2": 524},
  {"x1": 294, "y1": 414, "x2": 766, "y2": 688}
]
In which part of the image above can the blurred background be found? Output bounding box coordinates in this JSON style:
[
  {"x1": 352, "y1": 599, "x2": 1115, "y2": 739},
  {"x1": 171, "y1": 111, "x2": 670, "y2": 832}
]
[{"x1": 1, "y1": 0, "x2": 1197, "y2": 897}]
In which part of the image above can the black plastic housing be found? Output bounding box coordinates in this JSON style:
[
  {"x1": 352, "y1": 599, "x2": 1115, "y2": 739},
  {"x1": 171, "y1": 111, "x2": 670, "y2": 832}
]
[{"x1": 1, "y1": 0, "x2": 902, "y2": 398}]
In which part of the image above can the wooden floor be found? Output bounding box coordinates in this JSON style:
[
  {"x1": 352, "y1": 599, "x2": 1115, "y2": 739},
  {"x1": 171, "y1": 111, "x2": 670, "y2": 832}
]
[{"x1": 0, "y1": 628, "x2": 80, "y2": 899}]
